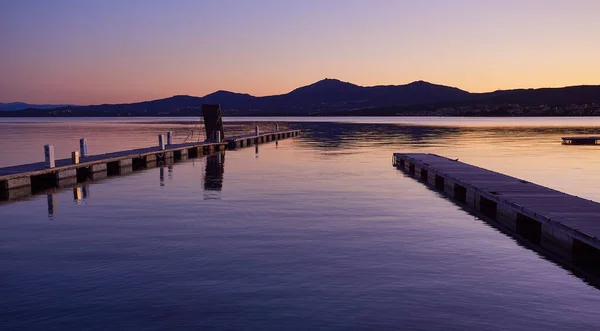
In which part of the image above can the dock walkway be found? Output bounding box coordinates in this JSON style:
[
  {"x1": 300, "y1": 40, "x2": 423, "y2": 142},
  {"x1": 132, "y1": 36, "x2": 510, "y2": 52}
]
[
  {"x1": 226, "y1": 130, "x2": 299, "y2": 149},
  {"x1": 561, "y1": 136, "x2": 600, "y2": 145},
  {"x1": 0, "y1": 141, "x2": 222, "y2": 178},
  {"x1": 392, "y1": 153, "x2": 600, "y2": 277},
  {"x1": 0, "y1": 129, "x2": 300, "y2": 198}
]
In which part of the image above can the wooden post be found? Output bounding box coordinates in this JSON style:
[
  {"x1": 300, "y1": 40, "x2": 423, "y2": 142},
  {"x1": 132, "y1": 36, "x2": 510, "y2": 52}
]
[
  {"x1": 44, "y1": 145, "x2": 55, "y2": 168},
  {"x1": 167, "y1": 132, "x2": 173, "y2": 145},
  {"x1": 215, "y1": 130, "x2": 221, "y2": 143},
  {"x1": 79, "y1": 138, "x2": 88, "y2": 157},
  {"x1": 158, "y1": 135, "x2": 165, "y2": 150},
  {"x1": 255, "y1": 126, "x2": 259, "y2": 136},
  {"x1": 71, "y1": 151, "x2": 80, "y2": 164},
  {"x1": 275, "y1": 123, "x2": 279, "y2": 131}
]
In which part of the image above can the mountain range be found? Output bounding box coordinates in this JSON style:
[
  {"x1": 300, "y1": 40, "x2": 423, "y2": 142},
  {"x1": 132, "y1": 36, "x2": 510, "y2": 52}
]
[
  {"x1": 2, "y1": 79, "x2": 600, "y2": 117},
  {"x1": 0, "y1": 102, "x2": 72, "y2": 111}
]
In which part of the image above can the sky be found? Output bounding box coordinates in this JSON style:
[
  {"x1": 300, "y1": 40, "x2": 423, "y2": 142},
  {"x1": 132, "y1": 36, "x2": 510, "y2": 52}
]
[{"x1": 1, "y1": 0, "x2": 600, "y2": 105}]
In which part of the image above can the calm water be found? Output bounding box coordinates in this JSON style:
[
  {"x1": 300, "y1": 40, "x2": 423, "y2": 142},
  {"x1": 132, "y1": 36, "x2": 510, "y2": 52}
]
[{"x1": 1, "y1": 117, "x2": 600, "y2": 330}]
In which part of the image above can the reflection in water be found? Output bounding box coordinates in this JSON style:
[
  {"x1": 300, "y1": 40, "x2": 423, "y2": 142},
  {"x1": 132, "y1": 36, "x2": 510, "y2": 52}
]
[
  {"x1": 255, "y1": 143, "x2": 259, "y2": 157},
  {"x1": 159, "y1": 164, "x2": 175, "y2": 187},
  {"x1": 82, "y1": 184, "x2": 89, "y2": 199},
  {"x1": 30, "y1": 152, "x2": 228, "y2": 217},
  {"x1": 47, "y1": 194, "x2": 56, "y2": 219},
  {"x1": 4, "y1": 119, "x2": 600, "y2": 330},
  {"x1": 46, "y1": 185, "x2": 90, "y2": 218},
  {"x1": 204, "y1": 152, "x2": 225, "y2": 200},
  {"x1": 73, "y1": 187, "x2": 82, "y2": 203},
  {"x1": 294, "y1": 122, "x2": 600, "y2": 152}
]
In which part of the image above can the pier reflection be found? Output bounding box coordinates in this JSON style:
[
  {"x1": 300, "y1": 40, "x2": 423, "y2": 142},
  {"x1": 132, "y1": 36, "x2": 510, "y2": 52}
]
[
  {"x1": 47, "y1": 184, "x2": 91, "y2": 219},
  {"x1": 159, "y1": 164, "x2": 174, "y2": 187},
  {"x1": 72, "y1": 184, "x2": 89, "y2": 204},
  {"x1": 293, "y1": 121, "x2": 600, "y2": 152},
  {"x1": 295, "y1": 122, "x2": 462, "y2": 151},
  {"x1": 47, "y1": 194, "x2": 56, "y2": 219},
  {"x1": 73, "y1": 186, "x2": 82, "y2": 202},
  {"x1": 204, "y1": 152, "x2": 225, "y2": 200},
  {"x1": 36, "y1": 151, "x2": 228, "y2": 218}
]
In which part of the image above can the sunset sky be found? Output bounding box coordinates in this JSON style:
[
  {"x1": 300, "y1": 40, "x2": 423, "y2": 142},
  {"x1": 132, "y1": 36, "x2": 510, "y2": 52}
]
[{"x1": 2, "y1": 0, "x2": 599, "y2": 105}]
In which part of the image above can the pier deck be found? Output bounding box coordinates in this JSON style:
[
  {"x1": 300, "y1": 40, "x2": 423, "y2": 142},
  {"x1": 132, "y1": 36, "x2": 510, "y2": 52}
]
[
  {"x1": 392, "y1": 153, "x2": 600, "y2": 278},
  {"x1": 0, "y1": 141, "x2": 224, "y2": 178},
  {"x1": 562, "y1": 136, "x2": 600, "y2": 145},
  {"x1": 0, "y1": 129, "x2": 300, "y2": 198},
  {"x1": 226, "y1": 130, "x2": 300, "y2": 149}
]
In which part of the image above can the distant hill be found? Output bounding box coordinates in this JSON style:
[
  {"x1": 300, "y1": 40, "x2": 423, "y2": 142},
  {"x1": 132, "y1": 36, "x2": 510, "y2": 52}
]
[
  {"x1": 0, "y1": 102, "x2": 71, "y2": 111},
  {"x1": 474, "y1": 85, "x2": 600, "y2": 105},
  {"x1": 2, "y1": 79, "x2": 600, "y2": 117}
]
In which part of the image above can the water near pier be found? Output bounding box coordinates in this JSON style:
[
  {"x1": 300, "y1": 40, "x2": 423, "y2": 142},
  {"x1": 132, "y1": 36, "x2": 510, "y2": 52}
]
[{"x1": 1, "y1": 117, "x2": 600, "y2": 330}]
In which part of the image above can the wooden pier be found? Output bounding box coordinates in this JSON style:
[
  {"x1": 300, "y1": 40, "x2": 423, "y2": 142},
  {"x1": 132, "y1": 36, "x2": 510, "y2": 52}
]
[
  {"x1": 227, "y1": 130, "x2": 299, "y2": 149},
  {"x1": 0, "y1": 129, "x2": 300, "y2": 201},
  {"x1": 392, "y1": 153, "x2": 600, "y2": 279},
  {"x1": 562, "y1": 136, "x2": 600, "y2": 145}
]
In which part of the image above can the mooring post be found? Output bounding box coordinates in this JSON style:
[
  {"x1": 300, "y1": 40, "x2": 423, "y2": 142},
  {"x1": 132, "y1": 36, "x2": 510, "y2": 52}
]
[
  {"x1": 79, "y1": 138, "x2": 88, "y2": 157},
  {"x1": 71, "y1": 151, "x2": 80, "y2": 164},
  {"x1": 255, "y1": 126, "x2": 259, "y2": 136},
  {"x1": 167, "y1": 132, "x2": 173, "y2": 145},
  {"x1": 275, "y1": 123, "x2": 279, "y2": 132},
  {"x1": 158, "y1": 135, "x2": 165, "y2": 150},
  {"x1": 215, "y1": 130, "x2": 221, "y2": 143},
  {"x1": 44, "y1": 144, "x2": 55, "y2": 169}
]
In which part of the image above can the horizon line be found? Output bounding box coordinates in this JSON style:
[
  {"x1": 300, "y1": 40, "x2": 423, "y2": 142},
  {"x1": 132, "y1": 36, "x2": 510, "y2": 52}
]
[{"x1": 2, "y1": 79, "x2": 600, "y2": 106}]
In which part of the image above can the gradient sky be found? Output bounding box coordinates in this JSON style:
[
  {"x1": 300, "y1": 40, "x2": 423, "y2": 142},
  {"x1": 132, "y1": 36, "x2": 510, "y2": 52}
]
[{"x1": 1, "y1": 0, "x2": 599, "y2": 104}]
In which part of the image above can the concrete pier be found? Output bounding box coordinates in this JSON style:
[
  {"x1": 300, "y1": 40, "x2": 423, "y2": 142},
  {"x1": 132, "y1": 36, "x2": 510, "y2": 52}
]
[
  {"x1": 392, "y1": 153, "x2": 600, "y2": 280},
  {"x1": 0, "y1": 128, "x2": 301, "y2": 201}
]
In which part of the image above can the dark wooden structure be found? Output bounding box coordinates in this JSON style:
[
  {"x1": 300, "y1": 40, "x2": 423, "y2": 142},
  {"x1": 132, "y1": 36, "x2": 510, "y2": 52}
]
[{"x1": 202, "y1": 104, "x2": 224, "y2": 141}]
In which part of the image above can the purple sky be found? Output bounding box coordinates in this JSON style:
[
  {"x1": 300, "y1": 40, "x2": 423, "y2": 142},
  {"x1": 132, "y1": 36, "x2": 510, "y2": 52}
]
[{"x1": 1, "y1": 0, "x2": 599, "y2": 104}]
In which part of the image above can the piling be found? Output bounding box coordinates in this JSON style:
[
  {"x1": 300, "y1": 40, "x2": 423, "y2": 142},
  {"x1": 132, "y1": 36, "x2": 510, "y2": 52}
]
[
  {"x1": 158, "y1": 135, "x2": 166, "y2": 150},
  {"x1": 71, "y1": 151, "x2": 80, "y2": 164},
  {"x1": 80, "y1": 138, "x2": 88, "y2": 157},
  {"x1": 44, "y1": 145, "x2": 55, "y2": 169}
]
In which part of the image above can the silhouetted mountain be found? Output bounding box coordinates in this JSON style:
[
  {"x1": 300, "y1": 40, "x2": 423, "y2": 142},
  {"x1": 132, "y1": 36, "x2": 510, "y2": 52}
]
[
  {"x1": 283, "y1": 78, "x2": 362, "y2": 102},
  {"x1": 476, "y1": 85, "x2": 600, "y2": 105},
  {"x1": 0, "y1": 102, "x2": 71, "y2": 111},
  {"x1": 201, "y1": 91, "x2": 258, "y2": 109},
  {"x1": 3, "y1": 79, "x2": 600, "y2": 117}
]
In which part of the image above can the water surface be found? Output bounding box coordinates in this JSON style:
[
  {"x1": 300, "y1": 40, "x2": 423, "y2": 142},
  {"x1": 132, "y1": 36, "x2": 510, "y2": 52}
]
[{"x1": 1, "y1": 117, "x2": 599, "y2": 330}]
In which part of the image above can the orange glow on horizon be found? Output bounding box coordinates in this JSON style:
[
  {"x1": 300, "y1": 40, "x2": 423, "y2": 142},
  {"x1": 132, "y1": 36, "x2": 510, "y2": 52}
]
[{"x1": 2, "y1": 0, "x2": 600, "y2": 105}]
